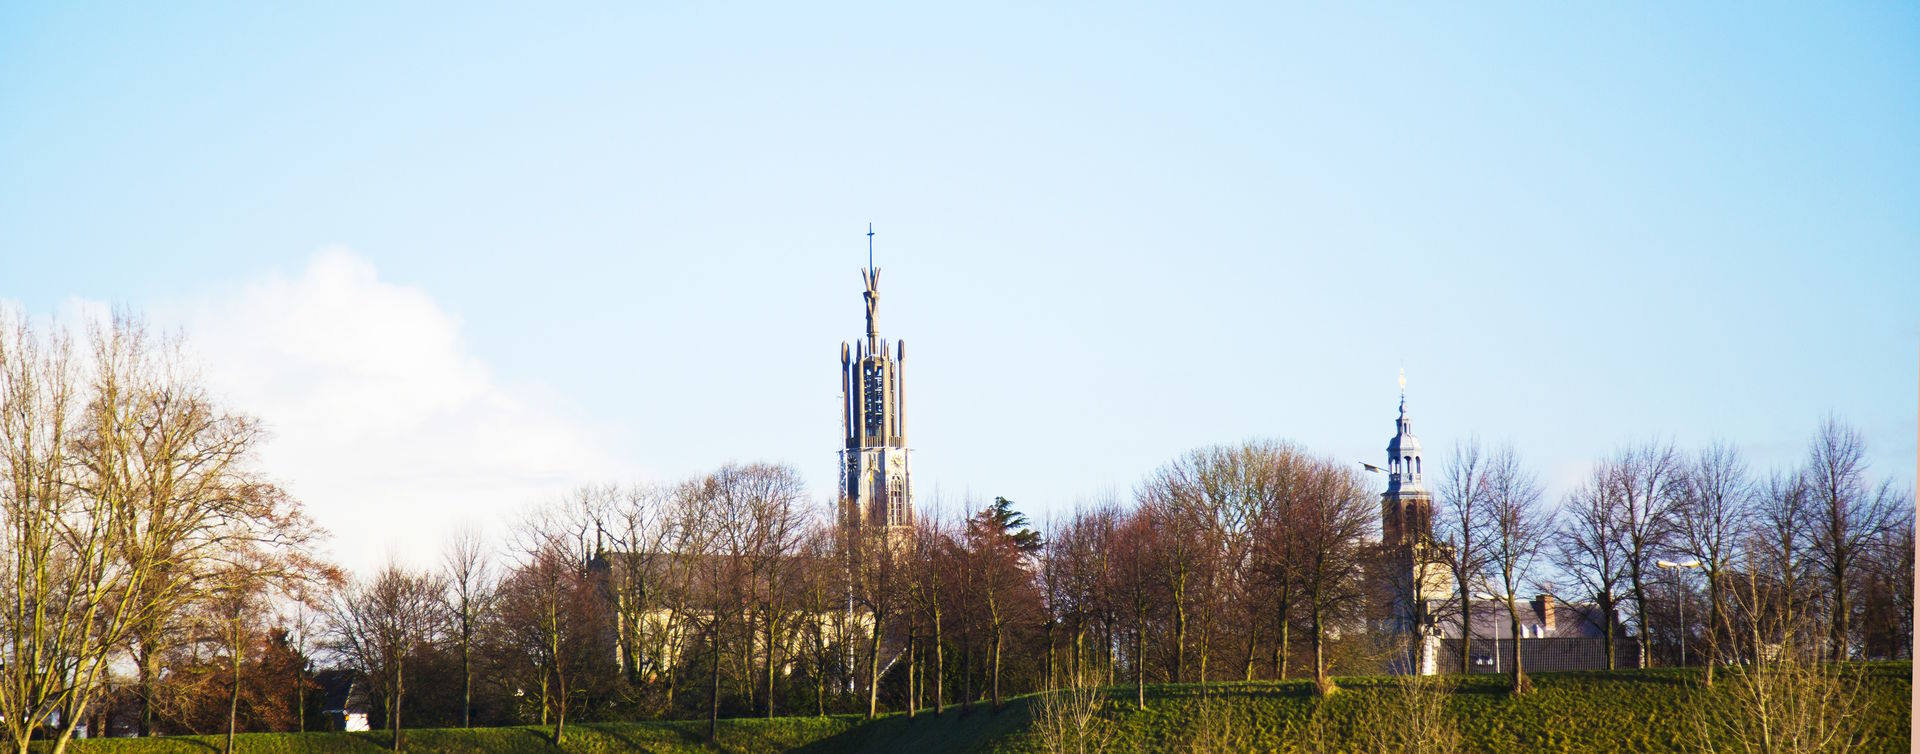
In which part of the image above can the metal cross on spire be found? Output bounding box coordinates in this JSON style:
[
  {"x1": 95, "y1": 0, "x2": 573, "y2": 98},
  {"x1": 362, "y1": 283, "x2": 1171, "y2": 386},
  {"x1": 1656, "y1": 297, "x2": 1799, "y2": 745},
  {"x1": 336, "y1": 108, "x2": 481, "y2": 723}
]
[{"x1": 862, "y1": 223, "x2": 880, "y2": 346}]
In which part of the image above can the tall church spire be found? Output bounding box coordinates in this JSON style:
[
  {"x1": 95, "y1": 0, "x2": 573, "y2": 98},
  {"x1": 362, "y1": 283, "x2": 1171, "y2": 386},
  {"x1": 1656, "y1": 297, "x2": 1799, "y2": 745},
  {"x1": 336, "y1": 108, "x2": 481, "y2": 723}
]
[{"x1": 841, "y1": 225, "x2": 912, "y2": 532}]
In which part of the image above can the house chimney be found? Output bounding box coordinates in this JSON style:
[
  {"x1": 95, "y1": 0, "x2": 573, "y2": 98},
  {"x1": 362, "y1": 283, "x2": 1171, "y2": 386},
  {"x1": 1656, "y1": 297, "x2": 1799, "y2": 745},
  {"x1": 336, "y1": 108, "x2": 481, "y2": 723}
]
[{"x1": 1533, "y1": 594, "x2": 1555, "y2": 633}]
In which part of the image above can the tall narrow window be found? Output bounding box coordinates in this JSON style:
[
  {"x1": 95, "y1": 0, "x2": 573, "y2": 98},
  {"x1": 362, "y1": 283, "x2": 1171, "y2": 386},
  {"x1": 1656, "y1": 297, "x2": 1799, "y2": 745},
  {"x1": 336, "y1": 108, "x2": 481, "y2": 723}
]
[{"x1": 863, "y1": 363, "x2": 885, "y2": 435}]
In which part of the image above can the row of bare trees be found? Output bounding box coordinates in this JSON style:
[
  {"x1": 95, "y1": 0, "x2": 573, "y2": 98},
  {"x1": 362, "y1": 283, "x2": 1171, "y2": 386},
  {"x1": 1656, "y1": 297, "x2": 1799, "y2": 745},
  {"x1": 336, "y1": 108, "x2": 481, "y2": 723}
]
[
  {"x1": 4, "y1": 312, "x2": 1905, "y2": 748},
  {"x1": 0, "y1": 313, "x2": 335, "y2": 754},
  {"x1": 1536, "y1": 422, "x2": 1912, "y2": 683},
  {"x1": 310, "y1": 422, "x2": 1909, "y2": 744}
]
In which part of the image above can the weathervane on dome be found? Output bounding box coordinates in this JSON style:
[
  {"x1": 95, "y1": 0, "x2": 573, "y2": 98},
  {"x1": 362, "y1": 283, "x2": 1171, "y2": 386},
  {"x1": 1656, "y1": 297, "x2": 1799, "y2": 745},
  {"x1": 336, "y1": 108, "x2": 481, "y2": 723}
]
[{"x1": 1397, "y1": 367, "x2": 1407, "y2": 416}]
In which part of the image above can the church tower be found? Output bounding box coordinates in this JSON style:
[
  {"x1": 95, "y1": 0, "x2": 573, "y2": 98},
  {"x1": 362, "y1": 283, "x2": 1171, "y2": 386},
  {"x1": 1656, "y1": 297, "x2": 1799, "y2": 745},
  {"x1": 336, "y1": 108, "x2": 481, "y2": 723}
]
[
  {"x1": 1381, "y1": 371, "x2": 1449, "y2": 675},
  {"x1": 1382, "y1": 372, "x2": 1432, "y2": 547},
  {"x1": 839, "y1": 225, "x2": 912, "y2": 533}
]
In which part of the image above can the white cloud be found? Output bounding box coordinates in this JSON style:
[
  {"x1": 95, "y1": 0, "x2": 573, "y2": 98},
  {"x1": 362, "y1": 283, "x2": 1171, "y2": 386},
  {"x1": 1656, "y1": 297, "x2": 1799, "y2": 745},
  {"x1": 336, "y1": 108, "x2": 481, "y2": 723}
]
[{"x1": 162, "y1": 248, "x2": 619, "y2": 574}]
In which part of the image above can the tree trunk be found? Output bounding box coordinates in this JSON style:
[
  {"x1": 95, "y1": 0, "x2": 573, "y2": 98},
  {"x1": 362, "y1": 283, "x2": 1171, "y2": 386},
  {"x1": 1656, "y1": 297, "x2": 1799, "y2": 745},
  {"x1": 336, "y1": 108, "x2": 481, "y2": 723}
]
[
  {"x1": 866, "y1": 615, "x2": 882, "y2": 719},
  {"x1": 1703, "y1": 572, "x2": 1721, "y2": 688},
  {"x1": 226, "y1": 635, "x2": 241, "y2": 754},
  {"x1": 462, "y1": 623, "x2": 473, "y2": 728},
  {"x1": 1631, "y1": 567, "x2": 1650, "y2": 668},
  {"x1": 551, "y1": 670, "x2": 567, "y2": 746},
  {"x1": 708, "y1": 621, "x2": 722, "y2": 742},
  {"x1": 962, "y1": 644, "x2": 972, "y2": 710},
  {"x1": 1601, "y1": 594, "x2": 1616, "y2": 670},
  {"x1": 665, "y1": 601, "x2": 686, "y2": 709},
  {"x1": 991, "y1": 626, "x2": 1004, "y2": 708},
  {"x1": 815, "y1": 615, "x2": 828, "y2": 717},
  {"x1": 1105, "y1": 618, "x2": 1116, "y2": 688},
  {"x1": 1242, "y1": 627, "x2": 1257, "y2": 682},
  {"x1": 906, "y1": 632, "x2": 917, "y2": 719},
  {"x1": 1198, "y1": 631, "x2": 1209, "y2": 685},
  {"x1": 297, "y1": 665, "x2": 307, "y2": 733},
  {"x1": 1311, "y1": 604, "x2": 1331, "y2": 696},
  {"x1": 1276, "y1": 596, "x2": 1291, "y2": 680},
  {"x1": 1830, "y1": 572, "x2": 1849, "y2": 662},
  {"x1": 765, "y1": 611, "x2": 779, "y2": 720},
  {"x1": 1457, "y1": 588, "x2": 1473, "y2": 674},
  {"x1": 1044, "y1": 622, "x2": 1056, "y2": 691},
  {"x1": 139, "y1": 648, "x2": 156, "y2": 736},
  {"x1": 932, "y1": 606, "x2": 945, "y2": 715},
  {"x1": 1507, "y1": 600, "x2": 1529, "y2": 694},
  {"x1": 1173, "y1": 602, "x2": 1187, "y2": 684},
  {"x1": 391, "y1": 659, "x2": 404, "y2": 754},
  {"x1": 1135, "y1": 607, "x2": 1147, "y2": 710},
  {"x1": 1074, "y1": 627, "x2": 1085, "y2": 687}
]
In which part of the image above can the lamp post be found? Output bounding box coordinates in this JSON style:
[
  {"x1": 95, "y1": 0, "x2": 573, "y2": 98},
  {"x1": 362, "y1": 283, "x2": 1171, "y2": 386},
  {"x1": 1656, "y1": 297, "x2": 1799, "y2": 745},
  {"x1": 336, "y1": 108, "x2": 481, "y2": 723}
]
[
  {"x1": 1655, "y1": 559, "x2": 1702, "y2": 667},
  {"x1": 1474, "y1": 590, "x2": 1508, "y2": 674}
]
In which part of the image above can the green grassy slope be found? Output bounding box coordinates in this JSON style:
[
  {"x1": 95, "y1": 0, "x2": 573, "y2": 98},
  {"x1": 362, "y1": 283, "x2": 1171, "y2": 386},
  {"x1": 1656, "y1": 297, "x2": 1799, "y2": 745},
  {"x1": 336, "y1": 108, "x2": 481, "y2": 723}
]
[
  {"x1": 58, "y1": 716, "x2": 859, "y2": 754},
  {"x1": 60, "y1": 663, "x2": 1911, "y2": 753},
  {"x1": 809, "y1": 664, "x2": 1912, "y2": 754}
]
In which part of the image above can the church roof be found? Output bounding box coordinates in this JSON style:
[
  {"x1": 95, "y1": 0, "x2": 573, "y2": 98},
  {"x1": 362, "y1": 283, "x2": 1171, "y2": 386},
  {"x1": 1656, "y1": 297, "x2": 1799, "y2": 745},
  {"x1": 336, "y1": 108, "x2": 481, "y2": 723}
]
[{"x1": 1432, "y1": 596, "x2": 1627, "y2": 641}]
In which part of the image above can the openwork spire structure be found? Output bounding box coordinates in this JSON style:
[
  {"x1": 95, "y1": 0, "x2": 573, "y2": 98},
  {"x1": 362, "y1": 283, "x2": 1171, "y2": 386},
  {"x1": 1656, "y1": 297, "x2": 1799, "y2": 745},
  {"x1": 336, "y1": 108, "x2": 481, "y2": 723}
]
[{"x1": 839, "y1": 225, "x2": 912, "y2": 531}]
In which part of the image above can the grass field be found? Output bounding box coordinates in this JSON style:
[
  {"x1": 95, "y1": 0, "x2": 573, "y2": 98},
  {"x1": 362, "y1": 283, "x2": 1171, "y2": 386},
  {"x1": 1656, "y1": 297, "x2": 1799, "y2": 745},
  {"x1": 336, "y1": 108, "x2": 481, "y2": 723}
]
[{"x1": 58, "y1": 663, "x2": 1911, "y2": 753}]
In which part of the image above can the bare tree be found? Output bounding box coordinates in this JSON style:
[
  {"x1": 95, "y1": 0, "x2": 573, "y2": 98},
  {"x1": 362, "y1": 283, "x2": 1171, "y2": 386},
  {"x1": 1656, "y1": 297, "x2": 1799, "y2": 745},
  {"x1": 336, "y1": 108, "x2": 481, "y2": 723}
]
[
  {"x1": 1253, "y1": 452, "x2": 1305, "y2": 681},
  {"x1": 659, "y1": 479, "x2": 716, "y2": 714},
  {"x1": 282, "y1": 606, "x2": 321, "y2": 733},
  {"x1": 503, "y1": 488, "x2": 609, "y2": 745},
  {"x1": 0, "y1": 314, "x2": 84, "y2": 754},
  {"x1": 1479, "y1": 444, "x2": 1547, "y2": 694},
  {"x1": 1674, "y1": 441, "x2": 1750, "y2": 686},
  {"x1": 1607, "y1": 441, "x2": 1680, "y2": 668},
  {"x1": 0, "y1": 313, "x2": 332, "y2": 754},
  {"x1": 741, "y1": 465, "x2": 808, "y2": 719},
  {"x1": 1859, "y1": 507, "x2": 1913, "y2": 659},
  {"x1": 1115, "y1": 509, "x2": 1155, "y2": 710},
  {"x1": 1139, "y1": 459, "x2": 1207, "y2": 683},
  {"x1": 1696, "y1": 534, "x2": 1869, "y2": 754},
  {"x1": 1359, "y1": 675, "x2": 1462, "y2": 754},
  {"x1": 909, "y1": 516, "x2": 954, "y2": 714},
  {"x1": 441, "y1": 527, "x2": 493, "y2": 728},
  {"x1": 496, "y1": 536, "x2": 609, "y2": 746},
  {"x1": 1291, "y1": 456, "x2": 1376, "y2": 695},
  {"x1": 207, "y1": 484, "x2": 336, "y2": 753},
  {"x1": 1550, "y1": 467, "x2": 1628, "y2": 669},
  {"x1": 326, "y1": 563, "x2": 447, "y2": 753},
  {"x1": 1802, "y1": 417, "x2": 1899, "y2": 661},
  {"x1": 1435, "y1": 438, "x2": 1491, "y2": 675},
  {"x1": 849, "y1": 521, "x2": 904, "y2": 717}
]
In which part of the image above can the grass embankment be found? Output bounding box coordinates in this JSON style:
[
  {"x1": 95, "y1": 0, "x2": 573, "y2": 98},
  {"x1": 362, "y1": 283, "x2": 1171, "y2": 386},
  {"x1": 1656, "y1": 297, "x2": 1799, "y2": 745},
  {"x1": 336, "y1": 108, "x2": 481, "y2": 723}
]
[
  {"x1": 806, "y1": 664, "x2": 1914, "y2": 754},
  {"x1": 58, "y1": 716, "x2": 858, "y2": 754},
  {"x1": 59, "y1": 663, "x2": 1912, "y2": 753}
]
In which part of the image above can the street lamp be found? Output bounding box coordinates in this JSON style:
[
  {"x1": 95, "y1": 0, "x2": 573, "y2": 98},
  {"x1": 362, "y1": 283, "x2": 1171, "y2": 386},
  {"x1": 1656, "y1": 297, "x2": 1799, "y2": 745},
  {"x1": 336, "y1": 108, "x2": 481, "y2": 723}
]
[
  {"x1": 1473, "y1": 590, "x2": 1508, "y2": 674},
  {"x1": 1655, "y1": 559, "x2": 1702, "y2": 667}
]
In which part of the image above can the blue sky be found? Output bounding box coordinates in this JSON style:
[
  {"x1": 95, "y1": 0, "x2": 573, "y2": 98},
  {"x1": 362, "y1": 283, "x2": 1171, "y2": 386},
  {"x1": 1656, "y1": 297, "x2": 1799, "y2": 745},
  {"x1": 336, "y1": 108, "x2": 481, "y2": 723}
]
[{"x1": 3, "y1": 4, "x2": 1914, "y2": 571}]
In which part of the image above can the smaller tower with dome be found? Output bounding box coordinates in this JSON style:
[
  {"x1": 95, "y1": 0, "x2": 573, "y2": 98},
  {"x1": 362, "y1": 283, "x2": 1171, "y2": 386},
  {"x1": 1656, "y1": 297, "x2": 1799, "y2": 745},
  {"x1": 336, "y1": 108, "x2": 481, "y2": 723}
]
[{"x1": 1382, "y1": 370, "x2": 1433, "y2": 547}]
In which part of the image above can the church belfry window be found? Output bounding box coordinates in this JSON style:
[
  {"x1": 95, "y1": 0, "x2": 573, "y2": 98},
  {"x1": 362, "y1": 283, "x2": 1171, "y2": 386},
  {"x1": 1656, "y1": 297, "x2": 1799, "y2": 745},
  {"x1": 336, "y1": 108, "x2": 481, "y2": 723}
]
[{"x1": 863, "y1": 362, "x2": 885, "y2": 435}]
